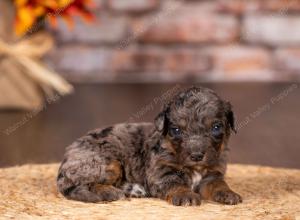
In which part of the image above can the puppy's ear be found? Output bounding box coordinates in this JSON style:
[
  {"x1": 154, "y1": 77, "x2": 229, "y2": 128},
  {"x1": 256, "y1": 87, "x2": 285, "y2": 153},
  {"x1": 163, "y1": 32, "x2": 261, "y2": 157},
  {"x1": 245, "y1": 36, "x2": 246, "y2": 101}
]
[
  {"x1": 154, "y1": 106, "x2": 169, "y2": 135},
  {"x1": 225, "y1": 101, "x2": 236, "y2": 133}
]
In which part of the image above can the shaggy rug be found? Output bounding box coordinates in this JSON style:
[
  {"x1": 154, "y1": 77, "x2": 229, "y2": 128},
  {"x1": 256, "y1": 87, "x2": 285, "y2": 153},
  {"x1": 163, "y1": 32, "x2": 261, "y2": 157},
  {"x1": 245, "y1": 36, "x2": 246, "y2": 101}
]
[{"x1": 0, "y1": 164, "x2": 299, "y2": 220}]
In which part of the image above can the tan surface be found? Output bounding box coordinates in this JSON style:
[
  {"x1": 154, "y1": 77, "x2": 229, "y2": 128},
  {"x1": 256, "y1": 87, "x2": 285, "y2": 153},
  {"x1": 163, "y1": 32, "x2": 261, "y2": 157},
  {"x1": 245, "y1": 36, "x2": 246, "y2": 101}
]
[{"x1": 0, "y1": 164, "x2": 299, "y2": 220}]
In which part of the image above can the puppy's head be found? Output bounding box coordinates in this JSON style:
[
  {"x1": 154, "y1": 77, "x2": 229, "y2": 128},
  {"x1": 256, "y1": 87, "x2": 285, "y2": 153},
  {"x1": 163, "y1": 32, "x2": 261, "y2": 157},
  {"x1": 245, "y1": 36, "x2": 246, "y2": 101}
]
[{"x1": 154, "y1": 86, "x2": 236, "y2": 167}]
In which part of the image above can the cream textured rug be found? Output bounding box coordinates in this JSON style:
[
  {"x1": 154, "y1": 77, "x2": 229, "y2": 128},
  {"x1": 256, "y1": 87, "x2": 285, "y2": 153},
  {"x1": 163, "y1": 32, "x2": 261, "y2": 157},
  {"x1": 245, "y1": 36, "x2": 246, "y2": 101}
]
[{"x1": 0, "y1": 164, "x2": 299, "y2": 220}]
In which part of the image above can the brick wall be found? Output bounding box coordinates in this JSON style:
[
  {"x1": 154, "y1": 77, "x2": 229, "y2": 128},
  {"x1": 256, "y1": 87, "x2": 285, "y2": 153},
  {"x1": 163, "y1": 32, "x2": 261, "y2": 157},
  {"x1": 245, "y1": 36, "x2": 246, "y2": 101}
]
[{"x1": 46, "y1": 0, "x2": 300, "y2": 82}]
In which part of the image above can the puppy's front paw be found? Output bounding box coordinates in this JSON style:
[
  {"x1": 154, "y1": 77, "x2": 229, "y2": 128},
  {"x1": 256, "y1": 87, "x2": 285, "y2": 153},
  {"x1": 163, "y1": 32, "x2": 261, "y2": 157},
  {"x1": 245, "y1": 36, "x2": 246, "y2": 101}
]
[
  {"x1": 213, "y1": 190, "x2": 242, "y2": 205},
  {"x1": 166, "y1": 189, "x2": 201, "y2": 206}
]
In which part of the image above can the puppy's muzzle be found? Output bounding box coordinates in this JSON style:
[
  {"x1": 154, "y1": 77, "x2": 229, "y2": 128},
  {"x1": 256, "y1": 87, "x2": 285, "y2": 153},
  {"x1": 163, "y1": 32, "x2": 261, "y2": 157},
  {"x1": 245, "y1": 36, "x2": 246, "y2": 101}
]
[
  {"x1": 188, "y1": 137, "x2": 208, "y2": 162},
  {"x1": 190, "y1": 153, "x2": 204, "y2": 162}
]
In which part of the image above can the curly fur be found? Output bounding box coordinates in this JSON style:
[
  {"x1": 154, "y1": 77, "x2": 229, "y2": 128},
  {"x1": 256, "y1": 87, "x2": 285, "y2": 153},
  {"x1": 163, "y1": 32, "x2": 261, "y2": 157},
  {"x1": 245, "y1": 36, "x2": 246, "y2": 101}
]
[{"x1": 57, "y1": 86, "x2": 242, "y2": 206}]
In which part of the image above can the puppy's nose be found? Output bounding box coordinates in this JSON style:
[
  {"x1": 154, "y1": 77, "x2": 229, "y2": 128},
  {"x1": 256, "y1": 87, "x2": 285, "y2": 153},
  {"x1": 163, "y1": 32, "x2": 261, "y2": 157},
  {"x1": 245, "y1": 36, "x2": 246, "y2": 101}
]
[{"x1": 190, "y1": 153, "x2": 204, "y2": 162}]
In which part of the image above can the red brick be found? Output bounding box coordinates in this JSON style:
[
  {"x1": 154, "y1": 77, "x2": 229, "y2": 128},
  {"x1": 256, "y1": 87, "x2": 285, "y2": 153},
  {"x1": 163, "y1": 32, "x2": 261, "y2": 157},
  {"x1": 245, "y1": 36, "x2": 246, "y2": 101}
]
[
  {"x1": 53, "y1": 14, "x2": 129, "y2": 44},
  {"x1": 112, "y1": 71, "x2": 209, "y2": 83},
  {"x1": 47, "y1": 46, "x2": 114, "y2": 73},
  {"x1": 108, "y1": 0, "x2": 159, "y2": 13},
  {"x1": 46, "y1": 46, "x2": 212, "y2": 82},
  {"x1": 93, "y1": 0, "x2": 104, "y2": 9},
  {"x1": 134, "y1": 12, "x2": 239, "y2": 43},
  {"x1": 217, "y1": 0, "x2": 259, "y2": 14},
  {"x1": 243, "y1": 15, "x2": 300, "y2": 46},
  {"x1": 261, "y1": 0, "x2": 300, "y2": 12},
  {"x1": 112, "y1": 48, "x2": 211, "y2": 73},
  {"x1": 208, "y1": 46, "x2": 274, "y2": 80},
  {"x1": 218, "y1": 0, "x2": 300, "y2": 14},
  {"x1": 274, "y1": 48, "x2": 300, "y2": 77}
]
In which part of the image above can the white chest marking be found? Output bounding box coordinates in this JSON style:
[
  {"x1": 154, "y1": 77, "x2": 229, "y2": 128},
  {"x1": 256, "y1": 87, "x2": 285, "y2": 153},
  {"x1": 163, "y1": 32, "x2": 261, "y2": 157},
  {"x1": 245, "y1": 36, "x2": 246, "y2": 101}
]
[{"x1": 191, "y1": 171, "x2": 202, "y2": 190}]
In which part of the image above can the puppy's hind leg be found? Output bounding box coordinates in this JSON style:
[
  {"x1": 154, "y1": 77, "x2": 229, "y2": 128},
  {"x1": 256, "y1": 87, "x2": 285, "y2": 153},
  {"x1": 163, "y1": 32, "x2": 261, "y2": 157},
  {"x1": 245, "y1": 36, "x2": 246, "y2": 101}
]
[
  {"x1": 58, "y1": 159, "x2": 125, "y2": 203},
  {"x1": 62, "y1": 184, "x2": 125, "y2": 203},
  {"x1": 67, "y1": 182, "x2": 148, "y2": 202}
]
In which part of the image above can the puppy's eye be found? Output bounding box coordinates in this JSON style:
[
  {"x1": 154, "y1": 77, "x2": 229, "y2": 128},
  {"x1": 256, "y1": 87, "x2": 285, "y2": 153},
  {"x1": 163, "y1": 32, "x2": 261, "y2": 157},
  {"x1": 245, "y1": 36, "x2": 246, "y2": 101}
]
[
  {"x1": 211, "y1": 123, "x2": 223, "y2": 137},
  {"x1": 169, "y1": 127, "x2": 182, "y2": 138}
]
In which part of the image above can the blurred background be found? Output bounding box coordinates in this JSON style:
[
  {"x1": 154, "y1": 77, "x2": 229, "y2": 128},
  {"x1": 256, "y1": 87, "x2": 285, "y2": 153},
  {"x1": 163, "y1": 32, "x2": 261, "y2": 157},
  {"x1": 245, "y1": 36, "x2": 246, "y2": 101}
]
[{"x1": 0, "y1": 0, "x2": 299, "y2": 168}]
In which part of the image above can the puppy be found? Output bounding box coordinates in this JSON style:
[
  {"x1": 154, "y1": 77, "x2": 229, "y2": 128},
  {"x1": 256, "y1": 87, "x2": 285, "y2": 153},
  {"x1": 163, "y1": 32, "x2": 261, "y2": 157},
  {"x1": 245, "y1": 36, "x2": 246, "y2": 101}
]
[{"x1": 57, "y1": 86, "x2": 242, "y2": 206}]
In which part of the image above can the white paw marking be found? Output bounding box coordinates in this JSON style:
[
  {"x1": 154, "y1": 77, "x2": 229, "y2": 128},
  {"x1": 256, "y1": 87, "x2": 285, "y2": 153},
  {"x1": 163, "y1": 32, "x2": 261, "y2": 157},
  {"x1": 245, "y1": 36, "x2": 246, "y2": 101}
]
[
  {"x1": 123, "y1": 183, "x2": 146, "y2": 197},
  {"x1": 131, "y1": 184, "x2": 146, "y2": 197}
]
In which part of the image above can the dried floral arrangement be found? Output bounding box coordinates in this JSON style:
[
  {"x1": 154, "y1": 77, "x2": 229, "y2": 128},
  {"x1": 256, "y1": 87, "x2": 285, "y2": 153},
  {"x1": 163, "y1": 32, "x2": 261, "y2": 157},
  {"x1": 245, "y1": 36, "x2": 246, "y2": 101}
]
[
  {"x1": 0, "y1": 0, "x2": 95, "y2": 110},
  {"x1": 14, "y1": 0, "x2": 95, "y2": 35}
]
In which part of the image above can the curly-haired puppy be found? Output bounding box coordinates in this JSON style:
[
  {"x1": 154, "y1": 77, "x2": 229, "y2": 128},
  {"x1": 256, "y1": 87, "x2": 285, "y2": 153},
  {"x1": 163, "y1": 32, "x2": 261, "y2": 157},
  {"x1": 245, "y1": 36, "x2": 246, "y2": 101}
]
[{"x1": 57, "y1": 86, "x2": 242, "y2": 206}]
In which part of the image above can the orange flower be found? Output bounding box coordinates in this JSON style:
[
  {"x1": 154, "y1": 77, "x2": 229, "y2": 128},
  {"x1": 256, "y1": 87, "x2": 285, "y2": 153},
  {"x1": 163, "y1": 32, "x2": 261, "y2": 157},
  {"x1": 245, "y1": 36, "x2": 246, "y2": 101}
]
[{"x1": 14, "y1": 0, "x2": 95, "y2": 36}]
